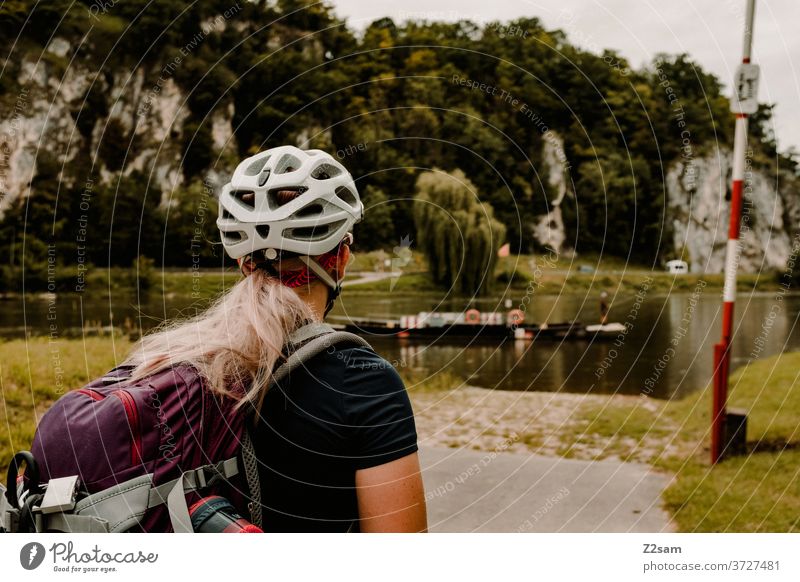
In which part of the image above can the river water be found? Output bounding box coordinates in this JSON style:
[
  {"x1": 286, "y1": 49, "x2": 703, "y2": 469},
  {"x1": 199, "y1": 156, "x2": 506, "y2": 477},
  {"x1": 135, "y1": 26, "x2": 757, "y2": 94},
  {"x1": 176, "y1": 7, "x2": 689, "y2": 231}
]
[{"x1": 3, "y1": 287, "x2": 799, "y2": 400}]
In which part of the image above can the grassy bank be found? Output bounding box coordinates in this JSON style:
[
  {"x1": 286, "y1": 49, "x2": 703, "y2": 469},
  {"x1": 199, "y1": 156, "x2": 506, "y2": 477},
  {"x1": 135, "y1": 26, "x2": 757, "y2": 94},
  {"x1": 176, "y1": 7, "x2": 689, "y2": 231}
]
[
  {"x1": 0, "y1": 337, "x2": 133, "y2": 469},
  {"x1": 1, "y1": 249, "x2": 789, "y2": 300},
  {"x1": 567, "y1": 352, "x2": 800, "y2": 532},
  {"x1": 492, "y1": 254, "x2": 784, "y2": 294},
  {"x1": 1, "y1": 337, "x2": 797, "y2": 532},
  {"x1": 404, "y1": 351, "x2": 799, "y2": 532}
]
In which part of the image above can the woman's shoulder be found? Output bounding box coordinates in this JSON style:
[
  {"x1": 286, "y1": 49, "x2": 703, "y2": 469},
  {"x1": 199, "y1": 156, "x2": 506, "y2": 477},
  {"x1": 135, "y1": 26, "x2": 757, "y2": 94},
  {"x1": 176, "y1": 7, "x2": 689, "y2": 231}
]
[
  {"x1": 324, "y1": 345, "x2": 406, "y2": 397},
  {"x1": 331, "y1": 345, "x2": 397, "y2": 370}
]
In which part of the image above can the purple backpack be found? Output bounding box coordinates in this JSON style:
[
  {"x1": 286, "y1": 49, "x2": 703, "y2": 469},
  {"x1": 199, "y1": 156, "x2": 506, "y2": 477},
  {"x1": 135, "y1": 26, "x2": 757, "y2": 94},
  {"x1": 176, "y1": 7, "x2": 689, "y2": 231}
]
[{"x1": 0, "y1": 323, "x2": 370, "y2": 533}]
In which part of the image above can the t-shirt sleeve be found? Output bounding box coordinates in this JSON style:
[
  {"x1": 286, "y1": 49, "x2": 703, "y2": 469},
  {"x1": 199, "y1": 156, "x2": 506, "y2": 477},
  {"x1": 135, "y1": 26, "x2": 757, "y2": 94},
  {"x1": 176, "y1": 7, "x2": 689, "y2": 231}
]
[{"x1": 340, "y1": 348, "x2": 419, "y2": 470}]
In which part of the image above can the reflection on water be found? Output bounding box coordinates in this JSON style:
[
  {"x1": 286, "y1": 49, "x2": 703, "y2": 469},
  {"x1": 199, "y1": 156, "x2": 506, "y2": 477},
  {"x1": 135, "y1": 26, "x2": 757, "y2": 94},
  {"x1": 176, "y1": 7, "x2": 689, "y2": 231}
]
[{"x1": 3, "y1": 288, "x2": 799, "y2": 400}]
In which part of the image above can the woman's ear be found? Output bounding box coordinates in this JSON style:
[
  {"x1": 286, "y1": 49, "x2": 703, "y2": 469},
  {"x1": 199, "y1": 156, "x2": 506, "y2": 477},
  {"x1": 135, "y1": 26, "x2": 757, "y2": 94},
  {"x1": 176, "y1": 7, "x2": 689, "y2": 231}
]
[
  {"x1": 336, "y1": 245, "x2": 351, "y2": 280},
  {"x1": 238, "y1": 256, "x2": 257, "y2": 276}
]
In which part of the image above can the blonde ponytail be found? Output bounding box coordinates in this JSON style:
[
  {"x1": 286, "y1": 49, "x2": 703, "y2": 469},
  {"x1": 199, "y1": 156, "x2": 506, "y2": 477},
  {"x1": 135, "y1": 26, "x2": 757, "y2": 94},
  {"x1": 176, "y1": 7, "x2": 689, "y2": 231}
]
[{"x1": 126, "y1": 269, "x2": 314, "y2": 414}]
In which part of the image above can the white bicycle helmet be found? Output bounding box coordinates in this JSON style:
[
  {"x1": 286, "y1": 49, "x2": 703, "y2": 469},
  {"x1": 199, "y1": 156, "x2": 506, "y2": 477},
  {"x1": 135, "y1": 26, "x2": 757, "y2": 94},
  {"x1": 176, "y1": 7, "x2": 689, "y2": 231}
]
[{"x1": 217, "y1": 145, "x2": 363, "y2": 261}]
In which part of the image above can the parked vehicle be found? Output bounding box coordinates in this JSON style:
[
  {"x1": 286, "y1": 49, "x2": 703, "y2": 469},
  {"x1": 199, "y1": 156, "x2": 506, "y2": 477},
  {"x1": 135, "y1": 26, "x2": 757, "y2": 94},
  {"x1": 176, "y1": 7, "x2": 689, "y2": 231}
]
[{"x1": 666, "y1": 260, "x2": 689, "y2": 274}]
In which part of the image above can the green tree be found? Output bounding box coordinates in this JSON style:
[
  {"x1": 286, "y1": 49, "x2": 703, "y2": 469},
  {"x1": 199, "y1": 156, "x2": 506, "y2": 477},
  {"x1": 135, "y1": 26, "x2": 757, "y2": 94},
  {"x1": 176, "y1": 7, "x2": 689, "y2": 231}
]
[
  {"x1": 356, "y1": 186, "x2": 395, "y2": 251},
  {"x1": 162, "y1": 179, "x2": 220, "y2": 266},
  {"x1": 413, "y1": 169, "x2": 506, "y2": 295}
]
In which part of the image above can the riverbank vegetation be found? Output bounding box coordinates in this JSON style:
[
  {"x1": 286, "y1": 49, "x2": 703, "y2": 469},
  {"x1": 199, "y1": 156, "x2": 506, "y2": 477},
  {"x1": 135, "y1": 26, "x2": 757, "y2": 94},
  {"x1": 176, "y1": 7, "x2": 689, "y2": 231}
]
[
  {"x1": 1, "y1": 249, "x2": 790, "y2": 300},
  {"x1": 2, "y1": 1, "x2": 797, "y2": 297},
  {"x1": 582, "y1": 351, "x2": 800, "y2": 532},
  {"x1": 1, "y1": 337, "x2": 797, "y2": 531}
]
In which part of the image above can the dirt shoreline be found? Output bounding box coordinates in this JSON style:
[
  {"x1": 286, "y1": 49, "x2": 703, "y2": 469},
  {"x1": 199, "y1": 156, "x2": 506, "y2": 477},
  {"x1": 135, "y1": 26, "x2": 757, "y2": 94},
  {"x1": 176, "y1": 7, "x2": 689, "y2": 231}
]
[{"x1": 410, "y1": 385, "x2": 677, "y2": 462}]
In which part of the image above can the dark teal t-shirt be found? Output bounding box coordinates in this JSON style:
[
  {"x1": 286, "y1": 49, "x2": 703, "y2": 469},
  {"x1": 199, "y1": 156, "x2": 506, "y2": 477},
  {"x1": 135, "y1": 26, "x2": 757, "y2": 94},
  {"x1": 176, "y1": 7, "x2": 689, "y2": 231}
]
[{"x1": 252, "y1": 345, "x2": 418, "y2": 532}]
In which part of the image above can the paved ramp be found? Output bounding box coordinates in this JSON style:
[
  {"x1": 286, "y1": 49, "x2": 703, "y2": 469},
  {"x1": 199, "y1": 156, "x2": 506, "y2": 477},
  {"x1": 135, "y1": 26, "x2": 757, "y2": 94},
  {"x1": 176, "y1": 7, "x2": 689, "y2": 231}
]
[{"x1": 419, "y1": 446, "x2": 674, "y2": 532}]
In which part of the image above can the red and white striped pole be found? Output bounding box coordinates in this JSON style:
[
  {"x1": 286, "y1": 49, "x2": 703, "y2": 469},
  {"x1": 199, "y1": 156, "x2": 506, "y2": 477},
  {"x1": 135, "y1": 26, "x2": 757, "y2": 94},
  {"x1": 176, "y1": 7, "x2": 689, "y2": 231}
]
[{"x1": 712, "y1": 0, "x2": 759, "y2": 464}]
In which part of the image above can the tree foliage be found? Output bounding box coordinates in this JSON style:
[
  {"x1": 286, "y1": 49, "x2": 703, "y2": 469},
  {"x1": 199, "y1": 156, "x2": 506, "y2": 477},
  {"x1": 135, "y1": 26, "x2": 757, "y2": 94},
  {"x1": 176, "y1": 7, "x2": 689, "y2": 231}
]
[
  {"x1": 0, "y1": 0, "x2": 795, "y2": 282},
  {"x1": 413, "y1": 169, "x2": 506, "y2": 295}
]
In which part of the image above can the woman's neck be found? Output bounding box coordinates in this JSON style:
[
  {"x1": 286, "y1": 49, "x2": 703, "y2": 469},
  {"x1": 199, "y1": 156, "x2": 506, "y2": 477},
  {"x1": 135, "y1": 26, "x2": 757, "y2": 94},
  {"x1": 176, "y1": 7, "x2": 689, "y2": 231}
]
[{"x1": 294, "y1": 282, "x2": 330, "y2": 321}]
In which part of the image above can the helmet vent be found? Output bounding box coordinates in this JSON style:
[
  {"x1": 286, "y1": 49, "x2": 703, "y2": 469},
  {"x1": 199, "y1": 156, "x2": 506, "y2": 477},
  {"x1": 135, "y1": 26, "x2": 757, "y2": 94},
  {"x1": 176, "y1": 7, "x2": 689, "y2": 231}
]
[
  {"x1": 296, "y1": 203, "x2": 325, "y2": 217},
  {"x1": 290, "y1": 225, "x2": 330, "y2": 241},
  {"x1": 335, "y1": 186, "x2": 358, "y2": 208},
  {"x1": 311, "y1": 163, "x2": 341, "y2": 180},
  {"x1": 268, "y1": 187, "x2": 306, "y2": 208},
  {"x1": 221, "y1": 208, "x2": 233, "y2": 220},
  {"x1": 256, "y1": 225, "x2": 270, "y2": 239},
  {"x1": 275, "y1": 154, "x2": 302, "y2": 174},
  {"x1": 244, "y1": 156, "x2": 270, "y2": 176},
  {"x1": 231, "y1": 190, "x2": 256, "y2": 209},
  {"x1": 223, "y1": 231, "x2": 246, "y2": 243},
  {"x1": 290, "y1": 219, "x2": 346, "y2": 241}
]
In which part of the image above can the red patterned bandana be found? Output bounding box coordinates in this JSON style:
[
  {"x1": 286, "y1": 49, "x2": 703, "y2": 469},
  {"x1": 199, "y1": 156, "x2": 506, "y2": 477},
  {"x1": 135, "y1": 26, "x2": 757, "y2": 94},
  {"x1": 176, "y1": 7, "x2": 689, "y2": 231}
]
[
  {"x1": 278, "y1": 251, "x2": 341, "y2": 288},
  {"x1": 238, "y1": 245, "x2": 344, "y2": 289}
]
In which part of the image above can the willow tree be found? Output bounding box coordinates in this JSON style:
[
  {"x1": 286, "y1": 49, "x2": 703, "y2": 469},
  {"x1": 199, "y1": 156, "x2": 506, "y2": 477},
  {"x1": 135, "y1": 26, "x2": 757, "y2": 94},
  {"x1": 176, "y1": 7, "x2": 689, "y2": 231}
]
[{"x1": 413, "y1": 169, "x2": 506, "y2": 296}]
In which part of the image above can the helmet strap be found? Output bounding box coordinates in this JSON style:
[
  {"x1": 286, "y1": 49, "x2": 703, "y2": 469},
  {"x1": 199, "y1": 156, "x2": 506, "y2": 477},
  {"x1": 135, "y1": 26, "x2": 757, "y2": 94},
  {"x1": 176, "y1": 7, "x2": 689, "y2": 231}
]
[{"x1": 298, "y1": 255, "x2": 342, "y2": 317}]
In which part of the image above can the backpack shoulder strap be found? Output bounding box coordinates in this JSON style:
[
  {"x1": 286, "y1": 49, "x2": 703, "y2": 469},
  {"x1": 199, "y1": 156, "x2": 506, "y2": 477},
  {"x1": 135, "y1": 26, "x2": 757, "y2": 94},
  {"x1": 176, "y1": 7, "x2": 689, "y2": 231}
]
[{"x1": 271, "y1": 324, "x2": 373, "y2": 390}]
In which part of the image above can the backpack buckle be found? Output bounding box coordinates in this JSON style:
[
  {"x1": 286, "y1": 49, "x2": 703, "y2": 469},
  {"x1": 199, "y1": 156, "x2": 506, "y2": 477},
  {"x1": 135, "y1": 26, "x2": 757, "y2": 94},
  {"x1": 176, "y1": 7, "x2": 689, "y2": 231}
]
[{"x1": 195, "y1": 463, "x2": 225, "y2": 489}]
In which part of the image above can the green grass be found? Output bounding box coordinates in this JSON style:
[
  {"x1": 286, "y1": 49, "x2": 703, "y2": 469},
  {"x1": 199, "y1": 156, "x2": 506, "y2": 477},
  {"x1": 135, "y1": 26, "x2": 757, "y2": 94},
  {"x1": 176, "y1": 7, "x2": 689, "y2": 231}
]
[
  {"x1": 569, "y1": 351, "x2": 800, "y2": 531},
  {"x1": 344, "y1": 272, "x2": 440, "y2": 293},
  {"x1": 497, "y1": 268, "x2": 777, "y2": 295},
  {"x1": 402, "y1": 369, "x2": 464, "y2": 394},
  {"x1": 660, "y1": 352, "x2": 800, "y2": 532},
  {"x1": 344, "y1": 251, "x2": 782, "y2": 295},
  {"x1": 0, "y1": 337, "x2": 133, "y2": 469},
  {"x1": 2, "y1": 335, "x2": 798, "y2": 532},
  {"x1": 156, "y1": 269, "x2": 235, "y2": 299},
  {"x1": 1, "y1": 251, "x2": 785, "y2": 299}
]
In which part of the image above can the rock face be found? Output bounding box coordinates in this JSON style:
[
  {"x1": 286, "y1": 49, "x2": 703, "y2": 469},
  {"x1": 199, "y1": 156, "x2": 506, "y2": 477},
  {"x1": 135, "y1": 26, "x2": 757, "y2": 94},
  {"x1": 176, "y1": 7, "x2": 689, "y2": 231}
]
[
  {"x1": 532, "y1": 132, "x2": 798, "y2": 273},
  {"x1": 0, "y1": 37, "x2": 236, "y2": 214},
  {"x1": 667, "y1": 150, "x2": 797, "y2": 273},
  {"x1": 531, "y1": 131, "x2": 569, "y2": 253},
  {"x1": 1, "y1": 41, "x2": 797, "y2": 272}
]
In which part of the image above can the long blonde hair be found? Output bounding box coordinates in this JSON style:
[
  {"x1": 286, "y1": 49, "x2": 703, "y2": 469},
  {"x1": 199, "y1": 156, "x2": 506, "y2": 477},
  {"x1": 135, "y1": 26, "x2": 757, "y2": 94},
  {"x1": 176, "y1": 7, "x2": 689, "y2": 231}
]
[{"x1": 126, "y1": 268, "x2": 314, "y2": 414}]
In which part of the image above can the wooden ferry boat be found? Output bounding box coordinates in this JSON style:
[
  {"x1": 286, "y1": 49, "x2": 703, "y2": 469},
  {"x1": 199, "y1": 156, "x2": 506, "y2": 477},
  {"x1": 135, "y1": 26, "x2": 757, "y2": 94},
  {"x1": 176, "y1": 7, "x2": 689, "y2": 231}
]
[{"x1": 330, "y1": 309, "x2": 625, "y2": 342}]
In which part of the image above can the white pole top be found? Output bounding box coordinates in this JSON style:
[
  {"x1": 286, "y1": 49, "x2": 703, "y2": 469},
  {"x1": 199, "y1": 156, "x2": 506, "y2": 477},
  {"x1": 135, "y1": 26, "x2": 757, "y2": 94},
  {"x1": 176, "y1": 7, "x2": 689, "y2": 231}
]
[{"x1": 743, "y1": 0, "x2": 756, "y2": 61}]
